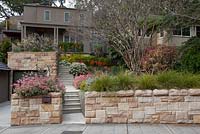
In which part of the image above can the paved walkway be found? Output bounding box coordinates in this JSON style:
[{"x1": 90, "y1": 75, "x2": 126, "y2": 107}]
[
  {"x1": 0, "y1": 102, "x2": 10, "y2": 127},
  {"x1": 0, "y1": 124, "x2": 200, "y2": 134}
]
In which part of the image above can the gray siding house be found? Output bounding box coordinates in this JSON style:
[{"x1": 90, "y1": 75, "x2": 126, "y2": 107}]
[{"x1": 3, "y1": 4, "x2": 94, "y2": 53}]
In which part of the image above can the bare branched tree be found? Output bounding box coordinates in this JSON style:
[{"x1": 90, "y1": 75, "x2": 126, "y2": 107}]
[
  {"x1": 75, "y1": 0, "x2": 200, "y2": 73},
  {"x1": 76, "y1": 0, "x2": 164, "y2": 73}
]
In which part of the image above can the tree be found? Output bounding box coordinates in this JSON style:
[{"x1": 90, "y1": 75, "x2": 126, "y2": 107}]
[
  {"x1": 75, "y1": 0, "x2": 200, "y2": 73},
  {"x1": 75, "y1": 0, "x2": 166, "y2": 73}
]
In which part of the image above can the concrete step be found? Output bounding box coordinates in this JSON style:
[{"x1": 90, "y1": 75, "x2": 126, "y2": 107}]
[
  {"x1": 64, "y1": 99, "x2": 80, "y2": 104},
  {"x1": 63, "y1": 105, "x2": 81, "y2": 109},
  {"x1": 63, "y1": 109, "x2": 82, "y2": 114},
  {"x1": 64, "y1": 96, "x2": 79, "y2": 100}
]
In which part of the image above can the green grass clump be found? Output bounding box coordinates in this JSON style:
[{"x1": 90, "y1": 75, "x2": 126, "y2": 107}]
[
  {"x1": 137, "y1": 74, "x2": 158, "y2": 89},
  {"x1": 90, "y1": 75, "x2": 116, "y2": 92},
  {"x1": 87, "y1": 71, "x2": 200, "y2": 92},
  {"x1": 114, "y1": 72, "x2": 135, "y2": 91}
]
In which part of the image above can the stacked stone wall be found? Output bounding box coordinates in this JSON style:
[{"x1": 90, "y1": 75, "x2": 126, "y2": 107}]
[
  {"x1": 11, "y1": 92, "x2": 62, "y2": 126},
  {"x1": 8, "y1": 52, "x2": 57, "y2": 78},
  {"x1": 85, "y1": 89, "x2": 200, "y2": 124}
]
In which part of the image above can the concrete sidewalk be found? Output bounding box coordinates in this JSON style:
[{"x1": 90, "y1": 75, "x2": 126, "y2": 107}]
[
  {"x1": 0, "y1": 124, "x2": 200, "y2": 134},
  {"x1": 0, "y1": 102, "x2": 10, "y2": 127}
]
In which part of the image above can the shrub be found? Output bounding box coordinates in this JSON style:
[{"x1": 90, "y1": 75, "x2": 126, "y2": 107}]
[
  {"x1": 59, "y1": 60, "x2": 71, "y2": 67},
  {"x1": 114, "y1": 72, "x2": 135, "y2": 90},
  {"x1": 69, "y1": 62, "x2": 88, "y2": 76},
  {"x1": 0, "y1": 38, "x2": 12, "y2": 63},
  {"x1": 73, "y1": 74, "x2": 93, "y2": 89},
  {"x1": 176, "y1": 37, "x2": 200, "y2": 73},
  {"x1": 13, "y1": 34, "x2": 55, "y2": 52},
  {"x1": 137, "y1": 74, "x2": 158, "y2": 89},
  {"x1": 60, "y1": 54, "x2": 111, "y2": 67},
  {"x1": 13, "y1": 75, "x2": 65, "y2": 97},
  {"x1": 59, "y1": 42, "x2": 83, "y2": 53},
  {"x1": 141, "y1": 45, "x2": 177, "y2": 74},
  {"x1": 90, "y1": 75, "x2": 116, "y2": 92}
]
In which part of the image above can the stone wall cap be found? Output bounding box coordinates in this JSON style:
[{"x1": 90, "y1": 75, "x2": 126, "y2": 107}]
[
  {"x1": 135, "y1": 90, "x2": 152, "y2": 97},
  {"x1": 188, "y1": 89, "x2": 200, "y2": 96},
  {"x1": 153, "y1": 89, "x2": 169, "y2": 96},
  {"x1": 85, "y1": 91, "x2": 100, "y2": 98}
]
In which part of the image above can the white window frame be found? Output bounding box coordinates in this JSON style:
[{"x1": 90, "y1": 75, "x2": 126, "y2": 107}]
[
  {"x1": 64, "y1": 12, "x2": 70, "y2": 23},
  {"x1": 44, "y1": 10, "x2": 51, "y2": 21},
  {"x1": 173, "y1": 27, "x2": 191, "y2": 37},
  {"x1": 63, "y1": 34, "x2": 71, "y2": 43}
]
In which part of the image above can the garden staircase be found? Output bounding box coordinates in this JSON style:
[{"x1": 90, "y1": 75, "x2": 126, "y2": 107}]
[{"x1": 58, "y1": 64, "x2": 82, "y2": 114}]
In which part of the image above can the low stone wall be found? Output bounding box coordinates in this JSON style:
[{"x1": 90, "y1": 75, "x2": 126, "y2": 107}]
[
  {"x1": 11, "y1": 92, "x2": 62, "y2": 126},
  {"x1": 85, "y1": 89, "x2": 200, "y2": 124},
  {"x1": 8, "y1": 52, "x2": 57, "y2": 78}
]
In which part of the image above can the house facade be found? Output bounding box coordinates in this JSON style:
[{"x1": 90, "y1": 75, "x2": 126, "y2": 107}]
[
  {"x1": 157, "y1": 26, "x2": 200, "y2": 46},
  {"x1": 3, "y1": 4, "x2": 94, "y2": 53}
]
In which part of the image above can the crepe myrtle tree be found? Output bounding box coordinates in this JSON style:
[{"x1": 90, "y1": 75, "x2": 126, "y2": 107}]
[{"x1": 75, "y1": 0, "x2": 164, "y2": 73}]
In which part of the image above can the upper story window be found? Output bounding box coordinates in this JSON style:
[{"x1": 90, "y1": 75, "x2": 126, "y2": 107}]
[
  {"x1": 44, "y1": 10, "x2": 51, "y2": 21},
  {"x1": 80, "y1": 13, "x2": 85, "y2": 24},
  {"x1": 173, "y1": 27, "x2": 191, "y2": 37},
  {"x1": 64, "y1": 12, "x2": 70, "y2": 22}
]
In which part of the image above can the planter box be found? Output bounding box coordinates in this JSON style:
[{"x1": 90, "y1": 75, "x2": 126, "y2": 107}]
[
  {"x1": 85, "y1": 89, "x2": 200, "y2": 124},
  {"x1": 11, "y1": 92, "x2": 62, "y2": 126},
  {"x1": 8, "y1": 52, "x2": 58, "y2": 78}
]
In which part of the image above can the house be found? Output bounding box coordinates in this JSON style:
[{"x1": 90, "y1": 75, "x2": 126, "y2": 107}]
[
  {"x1": 157, "y1": 26, "x2": 200, "y2": 46},
  {"x1": 3, "y1": 4, "x2": 95, "y2": 53},
  {"x1": 0, "y1": 62, "x2": 10, "y2": 103}
]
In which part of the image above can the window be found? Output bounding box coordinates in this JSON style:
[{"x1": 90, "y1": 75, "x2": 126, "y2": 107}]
[
  {"x1": 173, "y1": 27, "x2": 191, "y2": 37},
  {"x1": 196, "y1": 26, "x2": 200, "y2": 37},
  {"x1": 173, "y1": 27, "x2": 182, "y2": 36},
  {"x1": 44, "y1": 10, "x2": 50, "y2": 21},
  {"x1": 182, "y1": 27, "x2": 190, "y2": 36},
  {"x1": 80, "y1": 13, "x2": 85, "y2": 24},
  {"x1": 64, "y1": 12, "x2": 70, "y2": 22},
  {"x1": 64, "y1": 35, "x2": 70, "y2": 42}
]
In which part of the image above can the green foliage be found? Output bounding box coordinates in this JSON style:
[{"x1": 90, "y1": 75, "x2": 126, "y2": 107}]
[
  {"x1": 137, "y1": 74, "x2": 158, "y2": 89},
  {"x1": 176, "y1": 37, "x2": 200, "y2": 73},
  {"x1": 69, "y1": 62, "x2": 88, "y2": 76},
  {"x1": 114, "y1": 72, "x2": 135, "y2": 91},
  {"x1": 87, "y1": 71, "x2": 200, "y2": 92},
  {"x1": 0, "y1": 38, "x2": 12, "y2": 63},
  {"x1": 59, "y1": 42, "x2": 84, "y2": 53},
  {"x1": 90, "y1": 75, "x2": 116, "y2": 92},
  {"x1": 13, "y1": 34, "x2": 55, "y2": 52}
]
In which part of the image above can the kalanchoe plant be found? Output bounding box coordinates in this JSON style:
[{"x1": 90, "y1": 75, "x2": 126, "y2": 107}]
[
  {"x1": 13, "y1": 75, "x2": 65, "y2": 97},
  {"x1": 69, "y1": 62, "x2": 88, "y2": 77}
]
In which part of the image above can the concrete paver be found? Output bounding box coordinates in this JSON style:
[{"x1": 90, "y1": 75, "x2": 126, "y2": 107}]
[
  {"x1": 0, "y1": 102, "x2": 10, "y2": 127},
  {"x1": 1, "y1": 124, "x2": 200, "y2": 134},
  {"x1": 62, "y1": 113, "x2": 85, "y2": 124}
]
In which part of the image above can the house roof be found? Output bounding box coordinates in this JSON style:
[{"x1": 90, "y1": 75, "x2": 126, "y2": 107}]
[{"x1": 0, "y1": 62, "x2": 10, "y2": 71}]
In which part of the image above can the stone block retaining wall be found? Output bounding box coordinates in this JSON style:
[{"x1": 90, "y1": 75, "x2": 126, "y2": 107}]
[
  {"x1": 11, "y1": 92, "x2": 62, "y2": 126},
  {"x1": 85, "y1": 89, "x2": 200, "y2": 124},
  {"x1": 8, "y1": 52, "x2": 57, "y2": 78}
]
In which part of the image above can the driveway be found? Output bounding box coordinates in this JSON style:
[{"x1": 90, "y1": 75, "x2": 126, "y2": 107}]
[
  {"x1": 0, "y1": 124, "x2": 200, "y2": 134},
  {"x1": 0, "y1": 102, "x2": 10, "y2": 127}
]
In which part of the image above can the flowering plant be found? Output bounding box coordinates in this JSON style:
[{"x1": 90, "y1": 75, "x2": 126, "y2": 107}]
[
  {"x1": 13, "y1": 75, "x2": 65, "y2": 97},
  {"x1": 73, "y1": 74, "x2": 93, "y2": 89},
  {"x1": 69, "y1": 62, "x2": 88, "y2": 76}
]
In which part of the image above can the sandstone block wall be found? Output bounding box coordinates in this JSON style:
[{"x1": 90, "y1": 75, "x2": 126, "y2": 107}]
[
  {"x1": 8, "y1": 52, "x2": 57, "y2": 78},
  {"x1": 11, "y1": 92, "x2": 62, "y2": 126},
  {"x1": 85, "y1": 89, "x2": 200, "y2": 124}
]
